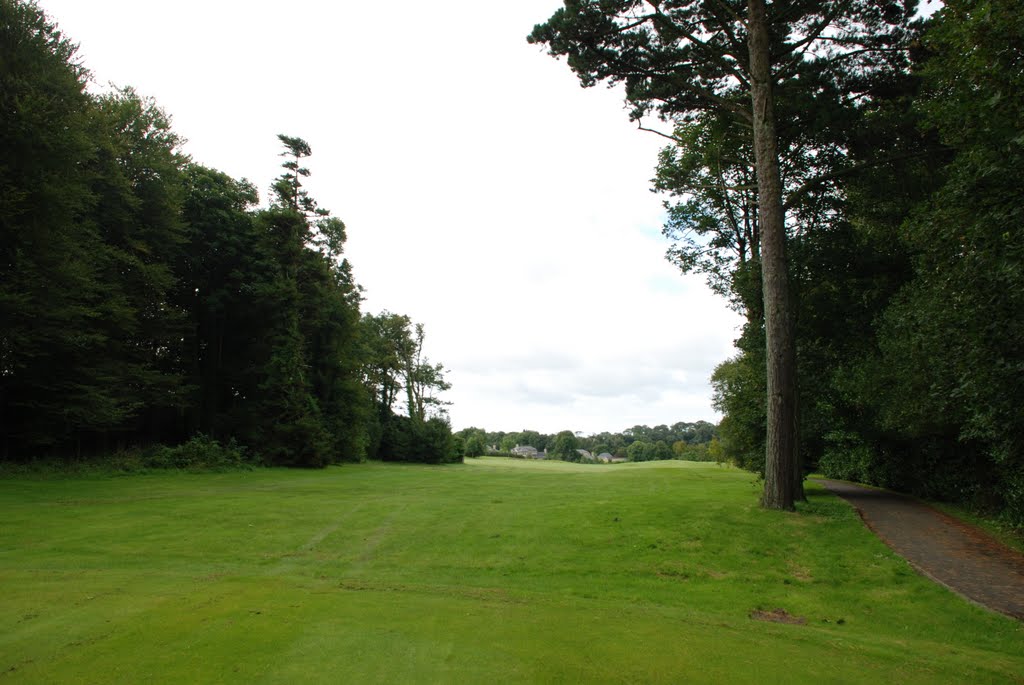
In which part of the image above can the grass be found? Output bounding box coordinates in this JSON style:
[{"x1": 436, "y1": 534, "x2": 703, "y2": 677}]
[{"x1": 1, "y1": 458, "x2": 1021, "y2": 683}]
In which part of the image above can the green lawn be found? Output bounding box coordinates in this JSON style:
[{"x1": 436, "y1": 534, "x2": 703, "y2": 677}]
[{"x1": 1, "y1": 458, "x2": 1021, "y2": 683}]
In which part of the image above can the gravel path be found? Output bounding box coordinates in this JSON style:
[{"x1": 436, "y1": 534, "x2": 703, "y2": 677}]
[{"x1": 815, "y1": 478, "x2": 1024, "y2": 620}]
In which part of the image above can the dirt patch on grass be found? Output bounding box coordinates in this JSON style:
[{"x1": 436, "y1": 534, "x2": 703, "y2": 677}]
[
  {"x1": 786, "y1": 560, "x2": 813, "y2": 582},
  {"x1": 750, "y1": 608, "x2": 806, "y2": 625}
]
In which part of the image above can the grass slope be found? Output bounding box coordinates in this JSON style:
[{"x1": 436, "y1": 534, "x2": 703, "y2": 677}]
[{"x1": 1, "y1": 458, "x2": 1021, "y2": 683}]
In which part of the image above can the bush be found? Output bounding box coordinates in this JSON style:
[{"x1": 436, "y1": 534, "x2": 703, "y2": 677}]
[
  {"x1": 142, "y1": 434, "x2": 252, "y2": 471},
  {"x1": 0, "y1": 435, "x2": 255, "y2": 476}
]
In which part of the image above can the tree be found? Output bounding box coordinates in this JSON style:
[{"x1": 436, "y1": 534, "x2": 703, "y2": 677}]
[
  {"x1": 361, "y1": 313, "x2": 451, "y2": 424},
  {"x1": 712, "y1": 352, "x2": 765, "y2": 472},
  {"x1": 655, "y1": 114, "x2": 760, "y2": 309},
  {"x1": 86, "y1": 87, "x2": 190, "y2": 447},
  {"x1": 653, "y1": 440, "x2": 674, "y2": 461},
  {"x1": 455, "y1": 427, "x2": 488, "y2": 458},
  {"x1": 627, "y1": 440, "x2": 653, "y2": 462},
  {"x1": 464, "y1": 434, "x2": 486, "y2": 458},
  {"x1": 273, "y1": 134, "x2": 316, "y2": 215},
  {"x1": 250, "y1": 134, "x2": 368, "y2": 467},
  {"x1": 360, "y1": 312, "x2": 453, "y2": 461},
  {"x1": 361, "y1": 312, "x2": 414, "y2": 422},
  {"x1": 402, "y1": 323, "x2": 451, "y2": 423},
  {"x1": 530, "y1": 0, "x2": 921, "y2": 509},
  {"x1": 176, "y1": 164, "x2": 263, "y2": 441},
  {"x1": 252, "y1": 204, "x2": 330, "y2": 466},
  {"x1": 549, "y1": 430, "x2": 580, "y2": 461},
  {"x1": 0, "y1": 0, "x2": 107, "y2": 455}
]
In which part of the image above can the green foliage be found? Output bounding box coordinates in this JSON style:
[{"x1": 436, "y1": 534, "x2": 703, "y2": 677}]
[
  {"x1": 360, "y1": 312, "x2": 414, "y2": 420},
  {"x1": 881, "y1": 0, "x2": 1024, "y2": 522},
  {"x1": 176, "y1": 164, "x2": 265, "y2": 442},
  {"x1": 655, "y1": 114, "x2": 759, "y2": 306},
  {"x1": 141, "y1": 434, "x2": 251, "y2": 470},
  {"x1": 711, "y1": 348, "x2": 766, "y2": 474},
  {"x1": 672, "y1": 440, "x2": 718, "y2": 463},
  {"x1": 1, "y1": 0, "x2": 123, "y2": 452},
  {"x1": 360, "y1": 312, "x2": 450, "y2": 428},
  {"x1": 622, "y1": 440, "x2": 671, "y2": 462},
  {"x1": 817, "y1": 432, "x2": 894, "y2": 485},
  {"x1": 548, "y1": 430, "x2": 579, "y2": 461},
  {"x1": 626, "y1": 441, "x2": 651, "y2": 462},
  {"x1": 799, "y1": 0, "x2": 1024, "y2": 524},
  {"x1": 378, "y1": 415, "x2": 459, "y2": 464},
  {"x1": 461, "y1": 432, "x2": 487, "y2": 458},
  {"x1": 0, "y1": 21, "x2": 196, "y2": 453},
  {"x1": 359, "y1": 312, "x2": 453, "y2": 463},
  {"x1": 241, "y1": 136, "x2": 369, "y2": 468},
  {"x1": 86, "y1": 87, "x2": 190, "y2": 440},
  {"x1": 272, "y1": 134, "x2": 317, "y2": 215},
  {"x1": 450, "y1": 434, "x2": 466, "y2": 460},
  {"x1": 465, "y1": 436, "x2": 486, "y2": 458}
]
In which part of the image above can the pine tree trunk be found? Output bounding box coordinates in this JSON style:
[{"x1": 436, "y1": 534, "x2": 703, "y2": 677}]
[
  {"x1": 793, "y1": 391, "x2": 807, "y2": 501},
  {"x1": 748, "y1": 0, "x2": 797, "y2": 511}
]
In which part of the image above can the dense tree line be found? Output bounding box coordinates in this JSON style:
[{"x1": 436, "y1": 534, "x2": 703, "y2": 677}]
[
  {"x1": 454, "y1": 421, "x2": 718, "y2": 462},
  {"x1": 0, "y1": 0, "x2": 457, "y2": 466},
  {"x1": 533, "y1": 1, "x2": 1024, "y2": 525}
]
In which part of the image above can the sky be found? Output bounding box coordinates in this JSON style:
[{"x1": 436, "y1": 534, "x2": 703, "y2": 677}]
[{"x1": 38, "y1": 0, "x2": 745, "y2": 435}]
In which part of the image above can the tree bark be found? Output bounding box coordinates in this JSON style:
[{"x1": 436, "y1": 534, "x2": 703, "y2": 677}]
[{"x1": 747, "y1": 0, "x2": 797, "y2": 511}]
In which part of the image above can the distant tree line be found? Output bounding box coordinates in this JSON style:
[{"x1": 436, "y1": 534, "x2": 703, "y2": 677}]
[
  {"x1": 453, "y1": 421, "x2": 720, "y2": 463},
  {"x1": 0, "y1": 0, "x2": 457, "y2": 466},
  {"x1": 532, "y1": 1, "x2": 1024, "y2": 525}
]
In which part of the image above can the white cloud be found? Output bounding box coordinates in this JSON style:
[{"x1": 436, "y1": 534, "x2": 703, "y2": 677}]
[{"x1": 39, "y1": 0, "x2": 744, "y2": 435}]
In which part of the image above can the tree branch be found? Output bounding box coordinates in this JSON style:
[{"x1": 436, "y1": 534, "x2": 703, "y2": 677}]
[
  {"x1": 710, "y1": 0, "x2": 748, "y2": 31},
  {"x1": 651, "y1": 6, "x2": 750, "y2": 87},
  {"x1": 637, "y1": 122, "x2": 683, "y2": 144}
]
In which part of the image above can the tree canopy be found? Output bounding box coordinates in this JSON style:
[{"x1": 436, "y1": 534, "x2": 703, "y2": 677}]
[{"x1": 0, "y1": 0, "x2": 455, "y2": 466}]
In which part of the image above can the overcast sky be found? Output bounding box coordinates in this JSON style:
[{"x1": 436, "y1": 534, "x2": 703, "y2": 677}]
[{"x1": 38, "y1": 0, "x2": 744, "y2": 435}]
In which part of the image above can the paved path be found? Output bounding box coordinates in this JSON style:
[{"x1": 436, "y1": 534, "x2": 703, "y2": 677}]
[{"x1": 815, "y1": 478, "x2": 1024, "y2": 620}]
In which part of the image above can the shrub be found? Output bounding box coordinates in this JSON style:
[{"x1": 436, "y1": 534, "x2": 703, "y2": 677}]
[{"x1": 142, "y1": 435, "x2": 252, "y2": 471}]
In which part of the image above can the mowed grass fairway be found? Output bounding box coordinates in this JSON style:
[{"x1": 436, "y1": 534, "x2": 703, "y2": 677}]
[{"x1": 1, "y1": 459, "x2": 1021, "y2": 683}]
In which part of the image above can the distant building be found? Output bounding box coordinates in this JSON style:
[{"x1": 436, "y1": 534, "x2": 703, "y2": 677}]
[
  {"x1": 511, "y1": 445, "x2": 540, "y2": 458},
  {"x1": 576, "y1": 449, "x2": 593, "y2": 460},
  {"x1": 596, "y1": 452, "x2": 627, "y2": 463}
]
